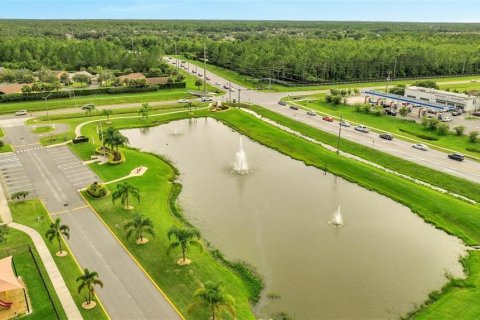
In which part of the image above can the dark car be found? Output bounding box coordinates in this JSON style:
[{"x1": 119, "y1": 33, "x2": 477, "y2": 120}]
[
  {"x1": 473, "y1": 111, "x2": 480, "y2": 117},
  {"x1": 72, "y1": 136, "x2": 89, "y2": 144},
  {"x1": 384, "y1": 109, "x2": 397, "y2": 116},
  {"x1": 448, "y1": 153, "x2": 464, "y2": 161},
  {"x1": 379, "y1": 133, "x2": 394, "y2": 140},
  {"x1": 289, "y1": 105, "x2": 299, "y2": 110},
  {"x1": 278, "y1": 100, "x2": 287, "y2": 106}
]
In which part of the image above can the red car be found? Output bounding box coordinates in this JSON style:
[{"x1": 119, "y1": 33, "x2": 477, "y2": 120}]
[{"x1": 322, "y1": 116, "x2": 334, "y2": 122}]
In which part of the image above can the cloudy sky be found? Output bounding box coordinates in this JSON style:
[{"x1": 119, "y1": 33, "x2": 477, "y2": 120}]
[{"x1": 2, "y1": 0, "x2": 479, "y2": 22}]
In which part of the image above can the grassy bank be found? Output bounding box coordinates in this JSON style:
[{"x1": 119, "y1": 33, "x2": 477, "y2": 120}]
[
  {"x1": 292, "y1": 97, "x2": 480, "y2": 158},
  {"x1": 9, "y1": 200, "x2": 109, "y2": 320},
  {"x1": 0, "y1": 228, "x2": 67, "y2": 319}
]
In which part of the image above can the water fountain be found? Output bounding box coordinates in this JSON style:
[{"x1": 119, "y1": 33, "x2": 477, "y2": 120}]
[
  {"x1": 329, "y1": 206, "x2": 344, "y2": 227},
  {"x1": 233, "y1": 137, "x2": 249, "y2": 174}
]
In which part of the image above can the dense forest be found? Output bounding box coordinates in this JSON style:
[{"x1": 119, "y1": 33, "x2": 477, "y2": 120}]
[{"x1": 1, "y1": 20, "x2": 480, "y2": 83}]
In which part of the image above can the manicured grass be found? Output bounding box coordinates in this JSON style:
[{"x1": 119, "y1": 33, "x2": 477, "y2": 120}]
[
  {"x1": 0, "y1": 128, "x2": 4, "y2": 138},
  {"x1": 0, "y1": 228, "x2": 67, "y2": 320},
  {"x1": 32, "y1": 125, "x2": 55, "y2": 134},
  {"x1": 293, "y1": 97, "x2": 480, "y2": 158},
  {"x1": 246, "y1": 104, "x2": 480, "y2": 203},
  {"x1": 0, "y1": 143, "x2": 13, "y2": 153},
  {"x1": 9, "y1": 200, "x2": 109, "y2": 320},
  {"x1": 0, "y1": 89, "x2": 191, "y2": 115}
]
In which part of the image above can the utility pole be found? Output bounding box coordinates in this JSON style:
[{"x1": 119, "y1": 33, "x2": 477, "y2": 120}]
[
  {"x1": 385, "y1": 72, "x2": 391, "y2": 94},
  {"x1": 228, "y1": 81, "x2": 232, "y2": 103},
  {"x1": 462, "y1": 57, "x2": 467, "y2": 74},
  {"x1": 393, "y1": 57, "x2": 397, "y2": 79},
  {"x1": 269, "y1": 68, "x2": 272, "y2": 89},
  {"x1": 336, "y1": 114, "x2": 343, "y2": 155},
  {"x1": 174, "y1": 42, "x2": 178, "y2": 72},
  {"x1": 203, "y1": 44, "x2": 207, "y2": 92},
  {"x1": 238, "y1": 89, "x2": 241, "y2": 103}
]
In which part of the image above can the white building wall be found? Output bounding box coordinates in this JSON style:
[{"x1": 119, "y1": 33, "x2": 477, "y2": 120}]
[{"x1": 405, "y1": 86, "x2": 478, "y2": 112}]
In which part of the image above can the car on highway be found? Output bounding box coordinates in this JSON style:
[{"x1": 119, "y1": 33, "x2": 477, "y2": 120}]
[
  {"x1": 322, "y1": 116, "x2": 334, "y2": 122},
  {"x1": 448, "y1": 153, "x2": 465, "y2": 161},
  {"x1": 339, "y1": 120, "x2": 351, "y2": 127},
  {"x1": 192, "y1": 70, "x2": 196, "y2": 73},
  {"x1": 15, "y1": 110, "x2": 28, "y2": 116},
  {"x1": 412, "y1": 143, "x2": 428, "y2": 151},
  {"x1": 354, "y1": 125, "x2": 369, "y2": 133},
  {"x1": 215, "y1": 82, "x2": 221, "y2": 86},
  {"x1": 379, "y1": 133, "x2": 394, "y2": 140},
  {"x1": 223, "y1": 84, "x2": 230, "y2": 89},
  {"x1": 229, "y1": 87, "x2": 236, "y2": 92},
  {"x1": 72, "y1": 136, "x2": 89, "y2": 144},
  {"x1": 205, "y1": 76, "x2": 211, "y2": 80},
  {"x1": 307, "y1": 110, "x2": 316, "y2": 116},
  {"x1": 289, "y1": 105, "x2": 299, "y2": 110},
  {"x1": 201, "y1": 97, "x2": 213, "y2": 102},
  {"x1": 177, "y1": 99, "x2": 189, "y2": 103},
  {"x1": 278, "y1": 100, "x2": 287, "y2": 106}
]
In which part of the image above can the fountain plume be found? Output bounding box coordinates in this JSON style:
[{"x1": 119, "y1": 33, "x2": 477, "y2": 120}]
[
  {"x1": 329, "y1": 206, "x2": 344, "y2": 227},
  {"x1": 234, "y1": 137, "x2": 249, "y2": 174}
]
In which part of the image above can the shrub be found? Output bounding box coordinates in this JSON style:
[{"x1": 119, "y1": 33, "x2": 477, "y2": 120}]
[
  {"x1": 108, "y1": 151, "x2": 126, "y2": 165},
  {"x1": 399, "y1": 106, "x2": 409, "y2": 117},
  {"x1": 354, "y1": 104, "x2": 362, "y2": 112},
  {"x1": 398, "y1": 128, "x2": 439, "y2": 141},
  {"x1": 453, "y1": 126, "x2": 466, "y2": 136},
  {"x1": 362, "y1": 104, "x2": 371, "y2": 113},
  {"x1": 331, "y1": 95, "x2": 342, "y2": 105},
  {"x1": 421, "y1": 117, "x2": 439, "y2": 130},
  {"x1": 372, "y1": 105, "x2": 383, "y2": 116},
  {"x1": 469, "y1": 131, "x2": 479, "y2": 143},
  {"x1": 87, "y1": 182, "x2": 108, "y2": 198},
  {"x1": 436, "y1": 123, "x2": 449, "y2": 136},
  {"x1": 0, "y1": 140, "x2": 4, "y2": 148}
]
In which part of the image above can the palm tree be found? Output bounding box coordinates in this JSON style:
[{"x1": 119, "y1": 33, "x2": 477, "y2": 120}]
[
  {"x1": 77, "y1": 268, "x2": 104, "y2": 307},
  {"x1": 45, "y1": 218, "x2": 70, "y2": 256},
  {"x1": 137, "y1": 102, "x2": 151, "y2": 119},
  {"x1": 124, "y1": 213, "x2": 155, "y2": 244},
  {"x1": 188, "y1": 281, "x2": 235, "y2": 320},
  {"x1": 11, "y1": 191, "x2": 29, "y2": 201},
  {"x1": 102, "y1": 126, "x2": 129, "y2": 161},
  {"x1": 112, "y1": 182, "x2": 140, "y2": 210},
  {"x1": 102, "y1": 109, "x2": 113, "y2": 122},
  {"x1": 167, "y1": 226, "x2": 203, "y2": 265}
]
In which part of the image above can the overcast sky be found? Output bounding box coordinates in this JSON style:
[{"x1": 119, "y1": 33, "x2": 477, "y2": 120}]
[{"x1": 2, "y1": 0, "x2": 479, "y2": 22}]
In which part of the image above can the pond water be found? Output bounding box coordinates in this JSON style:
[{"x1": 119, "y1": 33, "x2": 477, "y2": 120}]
[{"x1": 123, "y1": 118, "x2": 465, "y2": 319}]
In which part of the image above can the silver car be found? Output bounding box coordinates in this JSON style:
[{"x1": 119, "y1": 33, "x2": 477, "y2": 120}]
[{"x1": 412, "y1": 143, "x2": 428, "y2": 151}]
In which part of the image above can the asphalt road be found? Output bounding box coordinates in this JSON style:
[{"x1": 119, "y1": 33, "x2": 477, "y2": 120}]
[
  {"x1": 173, "y1": 59, "x2": 480, "y2": 184},
  {"x1": 3, "y1": 125, "x2": 182, "y2": 319}
]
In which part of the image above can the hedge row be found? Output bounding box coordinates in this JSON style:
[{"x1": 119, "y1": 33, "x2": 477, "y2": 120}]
[{"x1": 0, "y1": 82, "x2": 186, "y2": 103}]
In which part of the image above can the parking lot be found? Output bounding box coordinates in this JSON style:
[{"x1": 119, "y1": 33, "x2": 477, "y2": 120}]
[
  {"x1": 0, "y1": 153, "x2": 35, "y2": 200},
  {"x1": 45, "y1": 146, "x2": 100, "y2": 190}
]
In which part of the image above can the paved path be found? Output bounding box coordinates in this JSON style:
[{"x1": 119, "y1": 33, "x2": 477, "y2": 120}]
[{"x1": 9, "y1": 222, "x2": 83, "y2": 320}]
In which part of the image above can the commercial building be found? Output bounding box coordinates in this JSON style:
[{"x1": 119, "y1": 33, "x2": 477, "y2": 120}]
[{"x1": 405, "y1": 86, "x2": 478, "y2": 113}]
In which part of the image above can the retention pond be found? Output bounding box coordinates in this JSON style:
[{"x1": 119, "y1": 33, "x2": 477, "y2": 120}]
[{"x1": 123, "y1": 118, "x2": 465, "y2": 319}]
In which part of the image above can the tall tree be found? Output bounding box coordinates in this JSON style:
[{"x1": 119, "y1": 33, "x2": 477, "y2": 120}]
[
  {"x1": 112, "y1": 181, "x2": 140, "y2": 210},
  {"x1": 124, "y1": 213, "x2": 155, "y2": 244},
  {"x1": 77, "y1": 268, "x2": 104, "y2": 306},
  {"x1": 45, "y1": 218, "x2": 70, "y2": 256},
  {"x1": 188, "y1": 281, "x2": 235, "y2": 320},
  {"x1": 167, "y1": 226, "x2": 203, "y2": 265}
]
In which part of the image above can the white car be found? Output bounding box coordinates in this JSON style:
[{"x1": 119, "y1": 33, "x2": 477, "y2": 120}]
[
  {"x1": 201, "y1": 97, "x2": 213, "y2": 102},
  {"x1": 177, "y1": 99, "x2": 189, "y2": 103},
  {"x1": 354, "y1": 125, "x2": 369, "y2": 133},
  {"x1": 339, "y1": 120, "x2": 351, "y2": 127},
  {"x1": 15, "y1": 110, "x2": 28, "y2": 116},
  {"x1": 229, "y1": 88, "x2": 236, "y2": 92},
  {"x1": 412, "y1": 143, "x2": 429, "y2": 151},
  {"x1": 306, "y1": 110, "x2": 316, "y2": 116}
]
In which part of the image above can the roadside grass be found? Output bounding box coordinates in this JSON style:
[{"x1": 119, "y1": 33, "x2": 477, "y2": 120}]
[
  {"x1": 0, "y1": 89, "x2": 191, "y2": 115},
  {"x1": 246, "y1": 104, "x2": 480, "y2": 203},
  {"x1": 0, "y1": 127, "x2": 13, "y2": 153},
  {"x1": 32, "y1": 125, "x2": 55, "y2": 134},
  {"x1": 9, "y1": 199, "x2": 108, "y2": 320},
  {"x1": 81, "y1": 148, "x2": 256, "y2": 319},
  {"x1": 292, "y1": 97, "x2": 480, "y2": 158},
  {"x1": 0, "y1": 128, "x2": 4, "y2": 138},
  {"x1": 0, "y1": 228, "x2": 67, "y2": 320}
]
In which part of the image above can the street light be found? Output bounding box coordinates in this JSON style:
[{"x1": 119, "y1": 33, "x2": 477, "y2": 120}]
[
  {"x1": 336, "y1": 114, "x2": 343, "y2": 155},
  {"x1": 44, "y1": 93, "x2": 52, "y2": 121}
]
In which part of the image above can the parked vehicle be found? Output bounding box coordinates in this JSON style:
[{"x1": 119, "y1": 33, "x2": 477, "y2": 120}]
[
  {"x1": 15, "y1": 110, "x2": 28, "y2": 116},
  {"x1": 289, "y1": 105, "x2": 299, "y2": 110},
  {"x1": 448, "y1": 153, "x2": 465, "y2": 161},
  {"x1": 384, "y1": 109, "x2": 397, "y2": 116},
  {"x1": 412, "y1": 143, "x2": 428, "y2": 151},
  {"x1": 229, "y1": 88, "x2": 236, "y2": 92},
  {"x1": 438, "y1": 114, "x2": 452, "y2": 122},
  {"x1": 379, "y1": 133, "x2": 394, "y2": 140},
  {"x1": 72, "y1": 136, "x2": 89, "y2": 144},
  {"x1": 472, "y1": 111, "x2": 480, "y2": 117},
  {"x1": 354, "y1": 125, "x2": 369, "y2": 133},
  {"x1": 426, "y1": 109, "x2": 438, "y2": 114},
  {"x1": 339, "y1": 120, "x2": 351, "y2": 127},
  {"x1": 307, "y1": 110, "x2": 316, "y2": 116},
  {"x1": 177, "y1": 99, "x2": 189, "y2": 103},
  {"x1": 201, "y1": 97, "x2": 213, "y2": 102},
  {"x1": 451, "y1": 110, "x2": 462, "y2": 116},
  {"x1": 322, "y1": 116, "x2": 334, "y2": 122}
]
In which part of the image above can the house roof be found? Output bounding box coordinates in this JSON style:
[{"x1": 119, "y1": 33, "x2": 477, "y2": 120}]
[
  {"x1": 118, "y1": 73, "x2": 146, "y2": 81},
  {"x1": 145, "y1": 76, "x2": 170, "y2": 85},
  {"x1": 0, "y1": 83, "x2": 31, "y2": 95},
  {"x1": 0, "y1": 256, "x2": 24, "y2": 292}
]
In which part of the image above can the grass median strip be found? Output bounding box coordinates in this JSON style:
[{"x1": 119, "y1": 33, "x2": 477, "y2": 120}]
[{"x1": 9, "y1": 199, "x2": 109, "y2": 320}]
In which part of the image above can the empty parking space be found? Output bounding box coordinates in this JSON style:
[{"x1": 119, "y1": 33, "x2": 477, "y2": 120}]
[
  {"x1": 0, "y1": 153, "x2": 35, "y2": 200},
  {"x1": 46, "y1": 146, "x2": 100, "y2": 189}
]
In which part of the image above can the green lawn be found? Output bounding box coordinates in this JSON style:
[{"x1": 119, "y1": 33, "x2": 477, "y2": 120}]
[
  {"x1": 32, "y1": 125, "x2": 55, "y2": 134},
  {"x1": 9, "y1": 200, "x2": 109, "y2": 320},
  {"x1": 0, "y1": 228, "x2": 67, "y2": 320},
  {"x1": 0, "y1": 128, "x2": 13, "y2": 153},
  {"x1": 291, "y1": 97, "x2": 480, "y2": 158}
]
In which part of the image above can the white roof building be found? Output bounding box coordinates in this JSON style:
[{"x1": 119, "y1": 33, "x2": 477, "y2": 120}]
[{"x1": 405, "y1": 86, "x2": 478, "y2": 112}]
